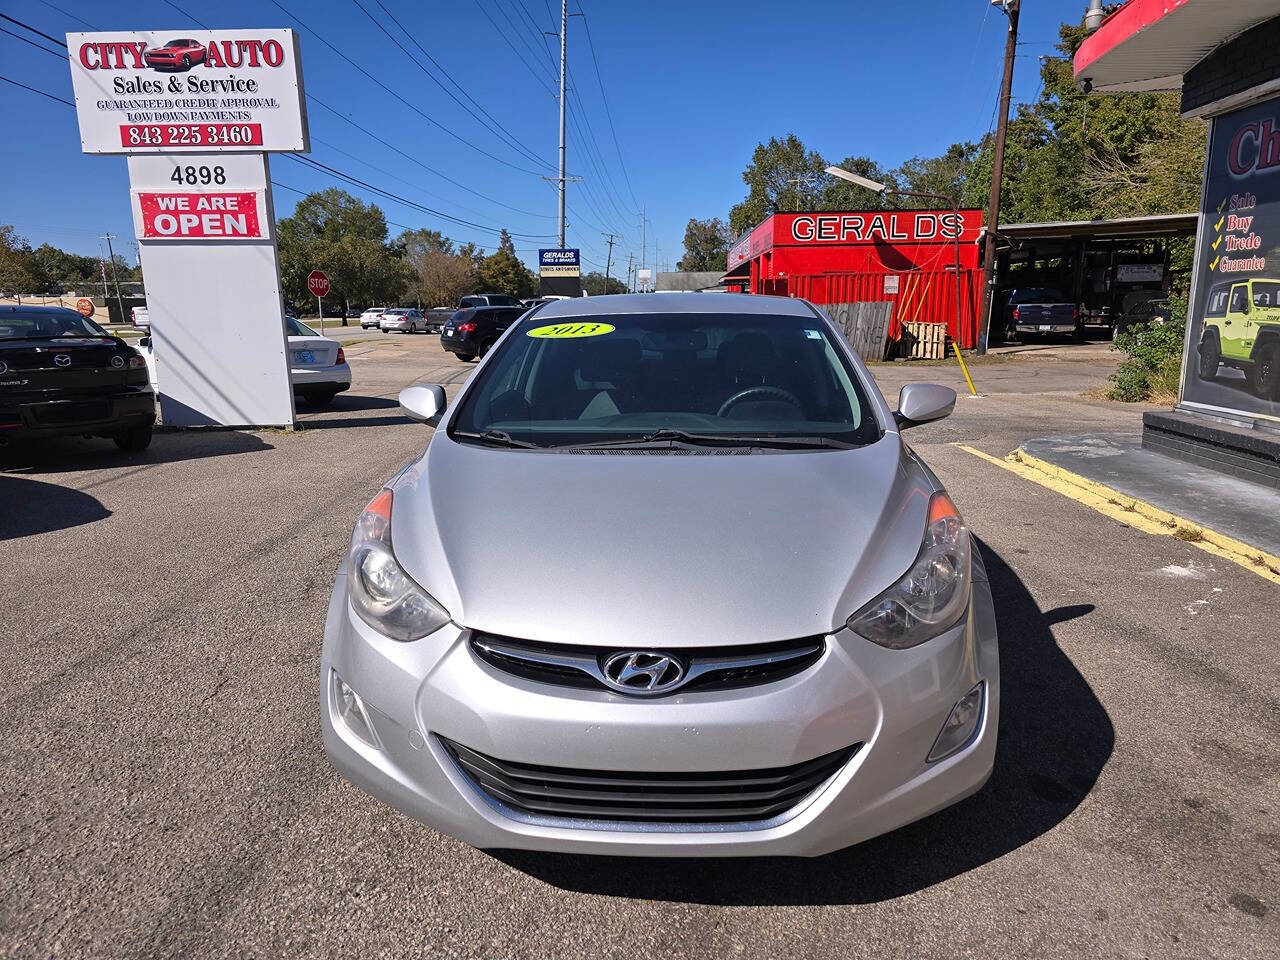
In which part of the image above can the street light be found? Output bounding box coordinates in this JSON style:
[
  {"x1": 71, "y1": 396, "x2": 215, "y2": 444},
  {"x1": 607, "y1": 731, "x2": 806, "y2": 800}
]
[{"x1": 824, "y1": 166, "x2": 968, "y2": 359}]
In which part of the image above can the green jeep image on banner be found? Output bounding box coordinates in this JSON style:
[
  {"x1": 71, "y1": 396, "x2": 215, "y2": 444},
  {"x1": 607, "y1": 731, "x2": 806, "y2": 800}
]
[{"x1": 1197, "y1": 278, "x2": 1280, "y2": 400}]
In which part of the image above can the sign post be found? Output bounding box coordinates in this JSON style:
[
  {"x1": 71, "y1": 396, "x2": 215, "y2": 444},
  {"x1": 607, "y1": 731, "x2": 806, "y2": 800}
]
[
  {"x1": 539, "y1": 248, "x2": 581, "y2": 298},
  {"x1": 66, "y1": 28, "x2": 309, "y2": 428},
  {"x1": 308, "y1": 270, "x2": 330, "y2": 335}
]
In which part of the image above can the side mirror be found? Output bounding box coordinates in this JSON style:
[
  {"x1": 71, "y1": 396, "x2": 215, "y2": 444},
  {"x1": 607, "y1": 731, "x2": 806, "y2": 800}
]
[
  {"x1": 399, "y1": 384, "x2": 447, "y2": 425},
  {"x1": 894, "y1": 383, "x2": 956, "y2": 429},
  {"x1": 138, "y1": 336, "x2": 151, "y2": 348}
]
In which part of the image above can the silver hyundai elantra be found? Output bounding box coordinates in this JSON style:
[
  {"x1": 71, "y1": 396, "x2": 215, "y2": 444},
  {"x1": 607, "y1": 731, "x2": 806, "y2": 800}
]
[{"x1": 321, "y1": 293, "x2": 998, "y2": 857}]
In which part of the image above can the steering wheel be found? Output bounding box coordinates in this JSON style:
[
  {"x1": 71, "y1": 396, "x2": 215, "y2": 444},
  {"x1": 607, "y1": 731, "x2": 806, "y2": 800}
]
[{"x1": 717, "y1": 385, "x2": 803, "y2": 418}]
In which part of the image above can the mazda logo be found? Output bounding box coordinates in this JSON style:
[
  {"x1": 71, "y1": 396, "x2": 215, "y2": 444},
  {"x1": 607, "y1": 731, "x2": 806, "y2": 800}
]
[
  {"x1": 110, "y1": 355, "x2": 125, "y2": 368},
  {"x1": 53, "y1": 355, "x2": 71, "y2": 367},
  {"x1": 600, "y1": 650, "x2": 688, "y2": 695},
  {"x1": 0, "y1": 361, "x2": 7, "y2": 375}
]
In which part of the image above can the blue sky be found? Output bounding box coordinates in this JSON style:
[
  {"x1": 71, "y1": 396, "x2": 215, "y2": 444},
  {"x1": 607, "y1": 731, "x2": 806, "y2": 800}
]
[{"x1": 1, "y1": 0, "x2": 1082, "y2": 275}]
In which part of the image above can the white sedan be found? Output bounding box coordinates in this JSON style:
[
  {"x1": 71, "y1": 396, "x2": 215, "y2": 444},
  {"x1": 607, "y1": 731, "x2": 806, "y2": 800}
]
[{"x1": 137, "y1": 316, "x2": 352, "y2": 408}]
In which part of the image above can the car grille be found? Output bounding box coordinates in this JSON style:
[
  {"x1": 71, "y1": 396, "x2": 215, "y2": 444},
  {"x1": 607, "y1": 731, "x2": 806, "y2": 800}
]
[
  {"x1": 470, "y1": 634, "x2": 824, "y2": 695},
  {"x1": 441, "y1": 738, "x2": 860, "y2": 823},
  {"x1": 33, "y1": 401, "x2": 110, "y2": 424}
]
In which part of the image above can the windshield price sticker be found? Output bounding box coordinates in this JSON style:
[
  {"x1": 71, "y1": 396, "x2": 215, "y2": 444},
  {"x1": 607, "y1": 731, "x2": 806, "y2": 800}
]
[{"x1": 527, "y1": 322, "x2": 615, "y2": 339}]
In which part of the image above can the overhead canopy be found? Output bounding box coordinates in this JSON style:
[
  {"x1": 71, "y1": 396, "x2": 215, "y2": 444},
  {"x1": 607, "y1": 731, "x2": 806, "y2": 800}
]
[
  {"x1": 998, "y1": 212, "x2": 1199, "y2": 242},
  {"x1": 1074, "y1": 0, "x2": 1278, "y2": 93}
]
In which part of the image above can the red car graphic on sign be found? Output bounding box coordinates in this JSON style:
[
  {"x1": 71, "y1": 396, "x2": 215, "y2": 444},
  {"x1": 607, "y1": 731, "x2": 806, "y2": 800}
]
[{"x1": 144, "y1": 38, "x2": 206, "y2": 71}]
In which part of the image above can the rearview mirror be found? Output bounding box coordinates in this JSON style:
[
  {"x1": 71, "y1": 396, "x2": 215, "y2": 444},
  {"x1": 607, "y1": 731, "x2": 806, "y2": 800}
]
[
  {"x1": 894, "y1": 383, "x2": 956, "y2": 429},
  {"x1": 399, "y1": 384, "x2": 447, "y2": 425}
]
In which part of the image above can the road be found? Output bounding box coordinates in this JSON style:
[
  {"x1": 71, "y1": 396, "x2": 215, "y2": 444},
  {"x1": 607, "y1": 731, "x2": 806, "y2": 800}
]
[{"x1": 1, "y1": 336, "x2": 1276, "y2": 959}]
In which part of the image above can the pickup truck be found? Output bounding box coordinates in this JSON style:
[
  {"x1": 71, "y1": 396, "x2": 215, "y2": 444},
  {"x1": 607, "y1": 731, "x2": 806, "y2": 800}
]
[{"x1": 1004, "y1": 287, "x2": 1081, "y2": 341}]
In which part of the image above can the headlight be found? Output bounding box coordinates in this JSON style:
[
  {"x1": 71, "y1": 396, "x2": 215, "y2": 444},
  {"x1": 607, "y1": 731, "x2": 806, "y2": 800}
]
[
  {"x1": 347, "y1": 489, "x2": 450, "y2": 641},
  {"x1": 847, "y1": 492, "x2": 971, "y2": 649}
]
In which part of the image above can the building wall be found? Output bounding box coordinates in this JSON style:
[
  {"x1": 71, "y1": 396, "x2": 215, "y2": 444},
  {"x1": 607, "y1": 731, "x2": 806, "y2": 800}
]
[{"x1": 1183, "y1": 17, "x2": 1280, "y2": 115}]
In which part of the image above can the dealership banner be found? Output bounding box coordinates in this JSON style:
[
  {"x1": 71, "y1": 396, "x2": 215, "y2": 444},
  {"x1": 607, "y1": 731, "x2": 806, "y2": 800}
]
[
  {"x1": 131, "y1": 189, "x2": 270, "y2": 240},
  {"x1": 66, "y1": 29, "x2": 308, "y2": 153},
  {"x1": 1182, "y1": 95, "x2": 1280, "y2": 421},
  {"x1": 539, "y1": 249, "x2": 581, "y2": 277}
]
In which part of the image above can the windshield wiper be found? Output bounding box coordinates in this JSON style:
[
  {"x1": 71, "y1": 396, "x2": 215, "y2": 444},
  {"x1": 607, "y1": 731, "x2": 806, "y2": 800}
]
[
  {"x1": 452, "y1": 429, "x2": 540, "y2": 449},
  {"x1": 562, "y1": 429, "x2": 858, "y2": 450}
]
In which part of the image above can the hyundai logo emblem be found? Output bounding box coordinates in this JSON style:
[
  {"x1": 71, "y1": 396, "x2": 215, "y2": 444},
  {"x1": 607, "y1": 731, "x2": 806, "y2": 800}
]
[
  {"x1": 110, "y1": 355, "x2": 125, "y2": 368},
  {"x1": 600, "y1": 650, "x2": 688, "y2": 695},
  {"x1": 53, "y1": 354, "x2": 71, "y2": 367}
]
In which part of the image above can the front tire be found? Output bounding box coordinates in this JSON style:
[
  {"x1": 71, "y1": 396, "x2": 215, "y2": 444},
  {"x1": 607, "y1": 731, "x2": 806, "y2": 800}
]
[
  {"x1": 180, "y1": 54, "x2": 191, "y2": 68},
  {"x1": 456, "y1": 353, "x2": 476, "y2": 363},
  {"x1": 300, "y1": 389, "x2": 339, "y2": 407},
  {"x1": 1197, "y1": 332, "x2": 1221, "y2": 382},
  {"x1": 1250, "y1": 342, "x2": 1280, "y2": 400},
  {"x1": 113, "y1": 424, "x2": 153, "y2": 451}
]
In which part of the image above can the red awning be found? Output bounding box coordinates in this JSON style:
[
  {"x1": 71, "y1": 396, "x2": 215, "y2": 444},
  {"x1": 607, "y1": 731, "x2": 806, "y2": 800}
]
[{"x1": 1074, "y1": 0, "x2": 1277, "y2": 94}]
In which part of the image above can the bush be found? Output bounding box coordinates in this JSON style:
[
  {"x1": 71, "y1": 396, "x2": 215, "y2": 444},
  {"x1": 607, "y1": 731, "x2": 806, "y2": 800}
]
[{"x1": 1106, "y1": 297, "x2": 1187, "y2": 402}]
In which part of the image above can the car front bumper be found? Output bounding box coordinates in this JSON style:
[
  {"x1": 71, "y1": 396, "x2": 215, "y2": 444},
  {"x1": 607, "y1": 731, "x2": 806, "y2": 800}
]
[{"x1": 321, "y1": 551, "x2": 999, "y2": 857}]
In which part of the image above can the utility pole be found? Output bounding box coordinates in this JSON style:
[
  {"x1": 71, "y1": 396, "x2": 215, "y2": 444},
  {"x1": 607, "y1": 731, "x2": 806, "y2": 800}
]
[
  {"x1": 639, "y1": 205, "x2": 646, "y2": 291},
  {"x1": 557, "y1": 0, "x2": 567, "y2": 248},
  {"x1": 977, "y1": 0, "x2": 1020, "y2": 355},
  {"x1": 97, "y1": 244, "x2": 109, "y2": 303},
  {"x1": 602, "y1": 233, "x2": 616, "y2": 293},
  {"x1": 101, "y1": 233, "x2": 125, "y2": 324},
  {"x1": 626, "y1": 253, "x2": 634, "y2": 293}
]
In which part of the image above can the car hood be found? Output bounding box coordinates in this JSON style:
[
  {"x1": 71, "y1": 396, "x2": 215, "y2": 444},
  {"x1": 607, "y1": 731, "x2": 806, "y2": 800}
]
[{"x1": 389, "y1": 433, "x2": 935, "y2": 648}]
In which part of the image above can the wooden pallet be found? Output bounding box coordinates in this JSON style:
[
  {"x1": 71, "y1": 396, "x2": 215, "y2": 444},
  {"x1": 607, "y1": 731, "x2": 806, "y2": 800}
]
[
  {"x1": 826, "y1": 301, "x2": 894, "y2": 362},
  {"x1": 901, "y1": 321, "x2": 948, "y2": 360}
]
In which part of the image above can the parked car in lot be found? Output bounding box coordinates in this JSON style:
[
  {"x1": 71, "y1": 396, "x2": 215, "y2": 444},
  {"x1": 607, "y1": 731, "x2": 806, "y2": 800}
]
[
  {"x1": 322, "y1": 293, "x2": 997, "y2": 857},
  {"x1": 439, "y1": 305, "x2": 524, "y2": 361},
  {"x1": 458, "y1": 293, "x2": 522, "y2": 308},
  {"x1": 359, "y1": 308, "x2": 387, "y2": 329},
  {"x1": 0, "y1": 305, "x2": 155, "y2": 451},
  {"x1": 130, "y1": 305, "x2": 149, "y2": 328},
  {"x1": 1113, "y1": 296, "x2": 1169, "y2": 340},
  {"x1": 1004, "y1": 287, "x2": 1081, "y2": 341},
  {"x1": 1198, "y1": 278, "x2": 1280, "y2": 399},
  {"x1": 380, "y1": 308, "x2": 428, "y2": 334},
  {"x1": 136, "y1": 316, "x2": 350, "y2": 407},
  {"x1": 424, "y1": 307, "x2": 453, "y2": 334}
]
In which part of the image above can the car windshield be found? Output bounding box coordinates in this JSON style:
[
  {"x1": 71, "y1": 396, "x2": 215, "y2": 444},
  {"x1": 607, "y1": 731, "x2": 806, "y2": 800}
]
[
  {"x1": 286, "y1": 318, "x2": 318, "y2": 337},
  {"x1": 449, "y1": 311, "x2": 881, "y2": 450},
  {"x1": 0, "y1": 309, "x2": 108, "y2": 340}
]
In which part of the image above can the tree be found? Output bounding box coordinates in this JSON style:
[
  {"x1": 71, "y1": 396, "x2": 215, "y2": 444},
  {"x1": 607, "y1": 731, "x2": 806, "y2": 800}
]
[
  {"x1": 277, "y1": 189, "x2": 409, "y2": 318},
  {"x1": 728, "y1": 135, "x2": 828, "y2": 236},
  {"x1": 473, "y1": 232, "x2": 537, "y2": 298},
  {"x1": 821, "y1": 155, "x2": 898, "y2": 209},
  {"x1": 0, "y1": 226, "x2": 38, "y2": 300},
  {"x1": 677, "y1": 217, "x2": 733, "y2": 272},
  {"x1": 418, "y1": 250, "x2": 474, "y2": 308},
  {"x1": 395, "y1": 228, "x2": 453, "y2": 307},
  {"x1": 581, "y1": 271, "x2": 627, "y2": 296},
  {"x1": 889, "y1": 143, "x2": 979, "y2": 207}
]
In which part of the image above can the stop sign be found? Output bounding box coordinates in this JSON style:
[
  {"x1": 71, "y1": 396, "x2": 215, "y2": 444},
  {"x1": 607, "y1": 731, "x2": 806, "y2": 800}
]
[{"x1": 307, "y1": 270, "x2": 330, "y2": 298}]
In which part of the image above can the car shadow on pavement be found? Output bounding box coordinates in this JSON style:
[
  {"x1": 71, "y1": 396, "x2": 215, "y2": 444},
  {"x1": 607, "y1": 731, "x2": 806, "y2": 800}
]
[
  {"x1": 492, "y1": 538, "x2": 1115, "y2": 905},
  {"x1": 0, "y1": 475, "x2": 111, "y2": 540},
  {"x1": 0, "y1": 429, "x2": 272, "y2": 475},
  {"x1": 294, "y1": 394, "x2": 411, "y2": 431}
]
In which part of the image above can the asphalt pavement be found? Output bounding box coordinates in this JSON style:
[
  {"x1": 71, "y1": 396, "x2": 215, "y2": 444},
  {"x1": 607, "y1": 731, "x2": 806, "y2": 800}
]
[{"x1": 1, "y1": 336, "x2": 1276, "y2": 959}]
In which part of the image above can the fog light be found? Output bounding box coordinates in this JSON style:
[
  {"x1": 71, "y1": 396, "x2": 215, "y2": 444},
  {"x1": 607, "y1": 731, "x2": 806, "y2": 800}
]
[
  {"x1": 330, "y1": 670, "x2": 381, "y2": 749},
  {"x1": 927, "y1": 681, "x2": 984, "y2": 763}
]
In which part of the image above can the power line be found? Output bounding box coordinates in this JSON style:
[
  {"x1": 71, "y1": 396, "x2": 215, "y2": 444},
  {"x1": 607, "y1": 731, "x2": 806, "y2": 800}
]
[
  {"x1": 0, "y1": 24, "x2": 67, "y2": 59},
  {"x1": 267, "y1": 0, "x2": 547, "y2": 176},
  {"x1": 0, "y1": 12, "x2": 65, "y2": 47},
  {"x1": 472, "y1": 0, "x2": 557, "y2": 95},
  {"x1": 284, "y1": 154, "x2": 556, "y2": 240},
  {"x1": 351, "y1": 0, "x2": 553, "y2": 172},
  {"x1": 33, "y1": 0, "x2": 96, "y2": 30},
  {"x1": 0, "y1": 74, "x2": 73, "y2": 107},
  {"x1": 578, "y1": 6, "x2": 640, "y2": 209}
]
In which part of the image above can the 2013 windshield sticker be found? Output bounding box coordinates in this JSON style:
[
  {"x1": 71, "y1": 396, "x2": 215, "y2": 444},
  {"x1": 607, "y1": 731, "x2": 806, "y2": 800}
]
[{"x1": 527, "y1": 322, "x2": 615, "y2": 339}]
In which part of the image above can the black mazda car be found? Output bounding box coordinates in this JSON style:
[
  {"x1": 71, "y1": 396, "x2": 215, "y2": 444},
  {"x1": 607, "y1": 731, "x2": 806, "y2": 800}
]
[
  {"x1": 0, "y1": 305, "x2": 155, "y2": 451},
  {"x1": 439, "y1": 305, "x2": 526, "y2": 361}
]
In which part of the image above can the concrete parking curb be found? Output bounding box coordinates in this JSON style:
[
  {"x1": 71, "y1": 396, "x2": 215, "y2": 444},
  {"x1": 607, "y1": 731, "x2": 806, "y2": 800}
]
[{"x1": 954, "y1": 443, "x2": 1280, "y2": 585}]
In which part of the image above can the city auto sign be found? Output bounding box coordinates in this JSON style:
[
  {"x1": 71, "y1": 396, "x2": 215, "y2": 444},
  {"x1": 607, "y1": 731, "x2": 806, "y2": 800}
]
[{"x1": 66, "y1": 29, "x2": 308, "y2": 153}]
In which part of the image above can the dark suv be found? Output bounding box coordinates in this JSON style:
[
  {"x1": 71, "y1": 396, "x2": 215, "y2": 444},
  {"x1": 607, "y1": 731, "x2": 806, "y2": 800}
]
[
  {"x1": 0, "y1": 305, "x2": 155, "y2": 450},
  {"x1": 440, "y1": 306, "x2": 526, "y2": 361}
]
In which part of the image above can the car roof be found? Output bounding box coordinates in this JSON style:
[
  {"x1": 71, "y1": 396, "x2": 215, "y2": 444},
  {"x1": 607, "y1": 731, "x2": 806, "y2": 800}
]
[
  {"x1": 1, "y1": 304, "x2": 84, "y2": 318},
  {"x1": 530, "y1": 292, "x2": 814, "y2": 319}
]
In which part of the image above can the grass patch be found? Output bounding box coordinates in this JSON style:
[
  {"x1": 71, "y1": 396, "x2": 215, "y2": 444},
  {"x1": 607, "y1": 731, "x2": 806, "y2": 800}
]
[{"x1": 1173, "y1": 524, "x2": 1204, "y2": 542}]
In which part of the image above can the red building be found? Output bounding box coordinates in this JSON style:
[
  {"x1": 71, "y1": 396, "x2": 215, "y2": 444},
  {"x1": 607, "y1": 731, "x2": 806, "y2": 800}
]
[{"x1": 723, "y1": 208, "x2": 985, "y2": 348}]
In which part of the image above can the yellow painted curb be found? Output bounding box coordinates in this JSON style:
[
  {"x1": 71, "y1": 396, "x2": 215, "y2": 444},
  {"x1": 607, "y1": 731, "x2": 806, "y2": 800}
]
[{"x1": 954, "y1": 443, "x2": 1280, "y2": 585}]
